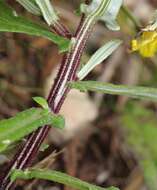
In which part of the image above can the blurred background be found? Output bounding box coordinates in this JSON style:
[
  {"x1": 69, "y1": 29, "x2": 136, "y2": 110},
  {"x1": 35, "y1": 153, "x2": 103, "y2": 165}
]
[{"x1": 1, "y1": 0, "x2": 157, "y2": 190}]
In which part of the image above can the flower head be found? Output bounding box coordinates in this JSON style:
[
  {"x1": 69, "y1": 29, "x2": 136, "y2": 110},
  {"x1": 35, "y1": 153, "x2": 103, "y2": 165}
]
[{"x1": 131, "y1": 30, "x2": 157, "y2": 57}]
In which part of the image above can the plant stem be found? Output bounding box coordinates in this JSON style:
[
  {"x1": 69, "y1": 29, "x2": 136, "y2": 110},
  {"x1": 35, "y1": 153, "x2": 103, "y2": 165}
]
[
  {"x1": 121, "y1": 5, "x2": 141, "y2": 30},
  {"x1": 0, "y1": 1, "x2": 110, "y2": 189},
  {"x1": 0, "y1": 10, "x2": 95, "y2": 190},
  {"x1": 52, "y1": 22, "x2": 72, "y2": 38}
]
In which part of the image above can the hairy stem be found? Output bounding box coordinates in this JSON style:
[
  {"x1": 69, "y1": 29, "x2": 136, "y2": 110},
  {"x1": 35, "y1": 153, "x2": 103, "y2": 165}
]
[
  {"x1": 0, "y1": 12, "x2": 94, "y2": 190},
  {"x1": 0, "y1": 1, "x2": 109, "y2": 189}
]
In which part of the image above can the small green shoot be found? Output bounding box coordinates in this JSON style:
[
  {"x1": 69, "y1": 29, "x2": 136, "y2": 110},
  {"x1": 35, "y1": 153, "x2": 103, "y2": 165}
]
[{"x1": 33, "y1": 97, "x2": 49, "y2": 110}]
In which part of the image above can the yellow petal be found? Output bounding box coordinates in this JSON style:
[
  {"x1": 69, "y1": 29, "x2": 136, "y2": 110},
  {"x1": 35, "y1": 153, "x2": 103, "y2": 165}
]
[{"x1": 131, "y1": 31, "x2": 157, "y2": 57}]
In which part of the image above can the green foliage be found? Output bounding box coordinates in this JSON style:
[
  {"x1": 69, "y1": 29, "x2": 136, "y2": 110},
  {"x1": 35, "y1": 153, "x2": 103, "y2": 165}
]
[
  {"x1": 69, "y1": 81, "x2": 157, "y2": 103},
  {"x1": 0, "y1": 0, "x2": 69, "y2": 52},
  {"x1": 121, "y1": 103, "x2": 157, "y2": 190},
  {"x1": 0, "y1": 108, "x2": 64, "y2": 152},
  {"x1": 0, "y1": 1, "x2": 128, "y2": 189},
  {"x1": 11, "y1": 169, "x2": 119, "y2": 190},
  {"x1": 81, "y1": 0, "x2": 123, "y2": 30},
  {"x1": 77, "y1": 40, "x2": 122, "y2": 80}
]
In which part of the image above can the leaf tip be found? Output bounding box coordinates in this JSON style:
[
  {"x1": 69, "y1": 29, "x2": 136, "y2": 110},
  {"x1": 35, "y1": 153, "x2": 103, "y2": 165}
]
[{"x1": 33, "y1": 97, "x2": 49, "y2": 109}]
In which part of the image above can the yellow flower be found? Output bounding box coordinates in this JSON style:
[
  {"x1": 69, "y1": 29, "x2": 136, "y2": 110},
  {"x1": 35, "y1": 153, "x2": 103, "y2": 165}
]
[{"x1": 131, "y1": 30, "x2": 157, "y2": 57}]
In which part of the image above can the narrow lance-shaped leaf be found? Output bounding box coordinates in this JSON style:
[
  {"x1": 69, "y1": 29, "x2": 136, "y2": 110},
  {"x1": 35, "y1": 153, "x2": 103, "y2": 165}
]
[
  {"x1": 11, "y1": 169, "x2": 119, "y2": 190},
  {"x1": 0, "y1": 108, "x2": 65, "y2": 152},
  {"x1": 16, "y1": 0, "x2": 41, "y2": 15},
  {"x1": 69, "y1": 81, "x2": 157, "y2": 103},
  {"x1": 77, "y1": 40, "x2": 122, "y2": 80},
  {"x1": 35, "y1": 0, "x2": 59, "y2": 26},
  {"x1": 0, "y1": 0, "x2": 69, "y2": 52}
]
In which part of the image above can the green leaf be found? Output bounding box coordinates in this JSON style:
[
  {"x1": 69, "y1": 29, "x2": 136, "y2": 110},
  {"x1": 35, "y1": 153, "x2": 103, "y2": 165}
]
[
  {"x1": 16, "y1": 0, "x2": 41, "y2": 15},
  {"x1": 52, "y1": 114, "x2": 65, "y2": 130},
  {"x1": 0, "y1": 108, "x2": 65, "y2": 152},
  {"x1": 35, "y1": 0, "x2": 59, "y2": 26},
  {"x1": 11, "y1": 169, "x2": 119, "y2": 190},
  {"x1": 100, "y1": 0, "x2": 123, "y2": 31},
  {"x1": 0, "y1": 0, "x2": 69, "y2": 52},
  {"x1": 82, "y1": 0, "x2": 123, "y2": 31},
  {"x1": 33, "y1": 97, "x2": 49, "y2": 109},
  {"x1": 69, "y1": 81, "x2": 157, "y2": 102},
  {"x1": 77, "y1": 40, "x2": 122, "y2": 80}
]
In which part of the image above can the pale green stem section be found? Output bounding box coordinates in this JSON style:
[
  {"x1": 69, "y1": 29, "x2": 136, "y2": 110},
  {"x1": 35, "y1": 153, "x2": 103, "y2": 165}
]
[
  {"x1": 69, "y1": 81, "x2": 157, "y2": 102},
  {"x1": 121, "y1": 5, "x2": 141, "y2": 29},
  {"x1": 11, "y1": 169, "x2": 119, "y2": 190}
]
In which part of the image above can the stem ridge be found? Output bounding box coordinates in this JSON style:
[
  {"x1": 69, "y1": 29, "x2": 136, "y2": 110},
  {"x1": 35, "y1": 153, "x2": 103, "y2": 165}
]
[{"x1": 0, "y1": 1, "x2": 100, "y2": 189}]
